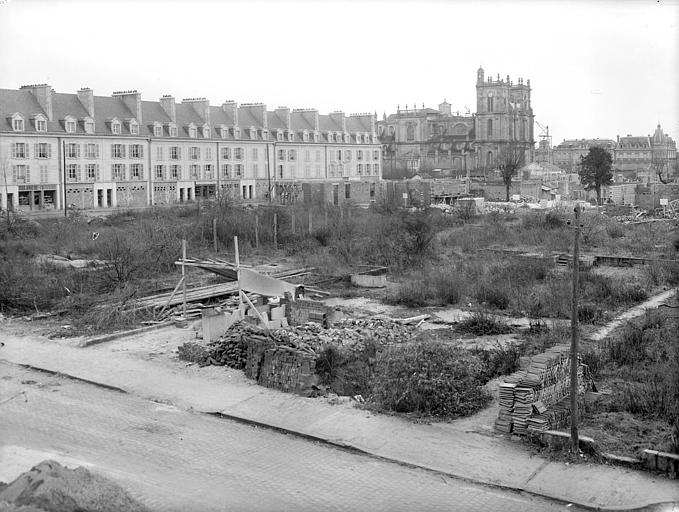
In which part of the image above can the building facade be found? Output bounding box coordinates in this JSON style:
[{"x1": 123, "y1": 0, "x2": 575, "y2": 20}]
[
  {"x1": 552, "y1": 138, "x2": 617, "y2": 173},
  {"x1": 0, "y1": 85, "x2": 381, "y2": 212},
  {"x1": 377, "y1": 67, "x2": 535, "y2": 177}
]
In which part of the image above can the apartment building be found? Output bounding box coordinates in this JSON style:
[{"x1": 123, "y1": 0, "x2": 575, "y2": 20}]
[{"x1": 0, "y1": 85, "x2": 381, "y2": 211}]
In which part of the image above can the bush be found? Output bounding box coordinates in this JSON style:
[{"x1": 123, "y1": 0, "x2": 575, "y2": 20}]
[
  {"x1": 475, "y1": 279, "x2": 510, "y2": 309},
  {"x1": 472, "y1": 342, "x2": 523, "y2": 381},
  {"x1": 315, "y1": 340, "x2": 378, "y2": 396},
  {"x1": 370, "y1": 340, "x2": 491, "y2": 418},
  {"x1": 457, "y1": 312, "x2": 512, "y2": 336}
]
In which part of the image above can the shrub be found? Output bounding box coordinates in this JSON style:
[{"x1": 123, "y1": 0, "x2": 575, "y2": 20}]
[
  {"x1": 472, "y1": 342, "x2": 523, "y2": 381},
  {"x1": 370, "y1": 340, "x2": 491, "y2": 418},
  {"x1": 456, "y1": 312, "x2": 512, "y2": 336},
  {"x1": 315, "y1": 340, "x2": 378, "y2": 396},
  {"x1": 605, "y1": 222, "x2": 625, "y2": 239},
  {"x1": 475, "y1": 279, "x2": 510, "y2": 309}
]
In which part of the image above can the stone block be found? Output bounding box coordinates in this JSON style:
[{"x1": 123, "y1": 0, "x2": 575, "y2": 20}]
[
  {"x1": 643, "y1": 449, "x2": 659, "y2": 471},
  {"x1": 350, "y1": 274, "x2": 387, "y2": 288},
  {"x1": 270, "y1": 306, "x2": 286, "y2": 320}
]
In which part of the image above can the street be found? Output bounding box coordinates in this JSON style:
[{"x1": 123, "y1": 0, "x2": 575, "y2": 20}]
[{"x1": 0, "y1": 362, "x2": 582, "y2": 512}]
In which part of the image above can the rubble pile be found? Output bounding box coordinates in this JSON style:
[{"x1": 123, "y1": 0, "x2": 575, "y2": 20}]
[{"x1": 495, "y1": 344, "x2": 587, "y2": 435}]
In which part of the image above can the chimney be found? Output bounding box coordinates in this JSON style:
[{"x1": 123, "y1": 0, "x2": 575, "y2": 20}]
[
  {"x1": 222, "y1": 100, "x2": 238, "y2": 127},
  {"x1": 160, "y1": 95, "x2": 176, "y2": 122},
  {"x1": 182, "y1": 97, "x2": 210, "y2": 125},
  {"x1": 438, "y1": 100, "x2": 451, "y2": 116},
  {"x1": 275, "y1": 107, "x2": 291, "y2": 129},
  {"x1": 240, "y1": 103, "x2": 267, "y2": 129},
  {"x1": 77, "y1": 88, "x2": 95, "y2": 118},
  {"x1": 112, "y1": 90, "x2": 142, "y2": 123},
  {"x1": 329, "y1": 111, "x2": 346, "y2": 132},
  {"x1": 20, "y1": 84, "x2": 53, "y2": 120}
]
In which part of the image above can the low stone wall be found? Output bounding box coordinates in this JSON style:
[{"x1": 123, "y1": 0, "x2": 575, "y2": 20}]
[{"x1": 643, "y1": 449, "x2": 679, "y2": 479}]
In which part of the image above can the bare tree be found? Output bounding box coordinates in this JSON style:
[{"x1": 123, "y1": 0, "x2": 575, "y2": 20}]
[
  {"x1": 498, "y1": 143, "x2": 526, "y2": 201},
  {"x1": 0, "y1": 152, "x2": 12, "y2": 233}
]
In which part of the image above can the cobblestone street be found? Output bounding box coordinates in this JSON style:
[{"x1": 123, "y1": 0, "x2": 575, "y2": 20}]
[{"x1": 0, "y1": 362, "x2": 582, "y2": 512}]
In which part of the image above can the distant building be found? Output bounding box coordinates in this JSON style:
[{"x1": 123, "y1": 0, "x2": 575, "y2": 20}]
[
  {"x1": 552, "y1": 139, "x2": 617, "y2": 173},
  {"x1": 377, "y1": 67, "x2": 536, "y2": 178},
  {"x1": 0, "y1": 85, "x2": 381, "y2": 211}
]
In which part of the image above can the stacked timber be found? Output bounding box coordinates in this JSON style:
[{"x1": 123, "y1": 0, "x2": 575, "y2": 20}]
[{"x1": 494, "y1": 344, "x2": 586, "y2": 435}]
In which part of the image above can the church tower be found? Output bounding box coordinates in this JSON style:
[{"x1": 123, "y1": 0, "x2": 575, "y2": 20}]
[{"x1": 474, "y1": 67, "x2": 535, "y2": 170}]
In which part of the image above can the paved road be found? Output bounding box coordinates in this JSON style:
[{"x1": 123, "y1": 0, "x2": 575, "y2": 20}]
[{"x1": 0, "y1": 363, "x2": 584, "y2": 512}]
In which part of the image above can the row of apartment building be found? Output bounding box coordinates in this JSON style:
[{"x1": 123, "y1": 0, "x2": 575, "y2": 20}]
[{"x1": 0, "y1": 84, "x2": 382, "y2": 211}]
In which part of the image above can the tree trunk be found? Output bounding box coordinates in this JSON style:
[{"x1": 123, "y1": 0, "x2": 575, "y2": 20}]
[
  {"x1": 506, "y1": 184, "x2": 510, "y2": 202},
  {"x1": 595, "y1": 185, "x2": 601, "y2": 206}
]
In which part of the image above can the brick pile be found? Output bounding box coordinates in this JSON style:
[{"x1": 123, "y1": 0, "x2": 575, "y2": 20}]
[
  {"x1": 495, "y1": 344, "x2": 586, "y2": 435},
  {"x1": 258, "y1": 347, "x2": 318, "y2": 394}
]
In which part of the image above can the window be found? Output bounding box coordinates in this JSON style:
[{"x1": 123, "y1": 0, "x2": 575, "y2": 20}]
[
  {"x1": 84, "y1": 120, "x2": 95, "y2": 134},
  {"x1": 112, "y1": 163, "x2": 125, "y2": 180},
  {"x1": 188, "y1": 164, "x2": 199, "y2": 178},
  {"x1": 40, "y1": 165, "x2": 48, "y2": 183},
  {"x1": 170, "y1": 146, "x2": 181, "y2": 160},
  {"x1": 337, "y1": 150, "x2": 342, "y2": 161},
  {"x1": 277, "y1": 130, "x2": 284, "y2": 141},
  {"x1": 85, "y1": 143, "x2": 99, "y2": 159},
  {"x1": 156, "y1": 146, "x2": 164, "y2": 160},
  {"x1": 221, "y1": 164, "x2": 231, "y2": 178},
  {"x1": 262, "y1": 129, "x2": 269, "y2": 140},
  {"x1": 154, "y1": 124, "x2": 163, "y2": 137},
  {"x1": 303, "y1": 131, "x2": 309, "y2": 142},
  {"x1": 111, "y1": 144, "x2": 125, "y2": 158},
  {"x1": 374, "y1": 163, "x2": 380, "y2": 175},
  {"x1": 252, "y1": 148, "x2": 258, "y2": 160},
  {"x1": 357, "y1": 164, "x2": 363, "y2": 175},
  {"x1": 288, "y1": 150, "x2": 296, "y2": 161},
  {"x1": 204, "y1": 164, "x2": 213, "y2": 178},
  {"x1": 111, "y1": 121, "x2": 121, "y2": 135},
  {"x1": 36, "y1": 118, "x2": 47, "y2": 132},
  {"x1": 305, "y1": 150, "x2": 311, "y2": 162},
  {"x1": 315, "y1": 165, "x2": 321, "y2": 177},
  {"x1": 131, "y1": 163, "x2": 143, "y2": 179},
  {"x1": 304, "y1": 165, "x2": 311, "y2": 178},
  {"x1": 67, "y1": 164, "x2": 78, "y2": 181},
  {"x1": 205, "y1": 148, "x2": 212, "y2": 160},
  {"x1": 189, "y1": 126, "x2": 197, "y2": 138},
  {"x1": 86, "y1": 164, "x2": 98, "y2": 181},
  {"x1": 203, "y1": 127, "x2": 210, "y2": 138},
  {"x1": 189, "y1": 147, "x2": 200, "y2": 160},
  {"x1": 234, "y1": 147, "x2": 243, "y2": 160},
  {"x1": 487, "y1": 119, "x2": 493, "y2": 138},
  {"x1": 288, "y1": 131, "x2": 294, "y2": 142},
  {"x1": 35, "y1": 142, "x2": 52, "y2": 158},
  {"x1": 278, "y1": 149, "x2": 286, "y2": 161},
  {"x1": 12, "y1": 118, "x2": 24, "y2": 131},
  {"x1": 221, "y1": 147, "x2": 231, "y2": 160},
  {"x1": 12, "y1": 164, "x2": 29, "y2": 183},
  {"x1": 356, "y1": 150, "x2": 363, "y2": 161},
  {"x1": 344, "y1": 150, "x2": 351, "y2": 161},
  {"x1": 235, "y1": 164, "x2": 243, "y2": 177},
  {"x1": 155, "y1": 165, "x2": 165, "y2": 179},
  {"x1": 328, "y1": 133, "x2": 334, "y2": 143},
  {"x1": 252, "y1": 163, "x2": 259, "y2": 177},
  {"x1": 169, "y1": 125, "x2": 178, "y2": 137},
  {"x1": 171, "y1": 165, "x2": 180, "y2": 179},
  {"x1": 130, "y1": 122, "x2": 139, "y2": 135},
  {"x1": 130, "y1": 144, "x2": 144, "y2": 158},
  {"x1": 220, "y1": 128, "x2": 228, "y2": 139},
  {"x1": 315, "y1": 150, "x2": 321, "y2": 162},
  {"x1": 313, "y1": 132, "x2": 319, "y2": 143},
  {"x1": 11, "y1": 142, "x2": 28, "y2": 159},
  {"x1": 373, "y1": 150, "x2": 380, "y2": 160},
  {"x1": 278, "y1": 164, "x2": 284, "y2": 178},
  {"x1": 66, "y1": 143, "x2": 80, "y2": 159},
  {"x1": 234, "y1": 128, "x2": 241, "y2": 139},
  {"x1": 406, "y1": 124, "x2": 415, "y2": 141},
  {"x1": 487, "y1": 97, "x2": 493, "y2": 112},
  {"x1": 345, "y1": 183, "x2": 351, "y2": 199}
]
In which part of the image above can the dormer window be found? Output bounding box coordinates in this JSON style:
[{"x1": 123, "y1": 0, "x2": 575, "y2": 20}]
[
  {"x1": 34, "y1": 115, "x2": 47, "y2": 132},
  {"x1": 262, "y1": 129, "x2": 269, "y2": 140},
  {"x1": 313, "y1": 131, "x2": 319, "y2": 143},
  {"x1": 12, "y1": 115, "x2": 25, "y2": 132},
  {"x1": 220, "y1": 126, "x2": 228, "y2": 139},
  {"x1": 344, "y1": 133, "x2": 350, "y2": 143},
  {"x1": 110, "y1": 118, "x2": 121, "y2": 135},
  {"x1": 153, "y1": 123, "x2": 163, "y2": 137},
  {"x1": 128, "y1": 120, "x2": 139, "y2": 135},
  {"x1": 327, "y1": 133, "x2": 334, "y2": 143},
  {"x1": 65, "y1": 116, "x2": 77, "y2": 134},
  {"x1": 250, "y1": 127, "x2": 257, "y2": 140},
  {"x1": 168, "y1": 123, "x2": 178, "y2": 137},
  {"x1": 287, "y1": 131, "x2": 294, "y2": 142},
  {"x1": 202, "y1": 125, "x2": 210, "y2": 138},
  {"x1": 188, "y1": 124, "x2": 197, "y2": 138},
  {"x1": 83, "y1": 118, "x2": 95, "y2": 134},
  {"x1": 303, "y1": 130, "x2": 309, "y2": 142},
  {"x1": 234, "y1": 127, "x2": 241, "y2": 139},
  {"x1": 277, "y1": 130, "x2": 284, "y2": 141}
]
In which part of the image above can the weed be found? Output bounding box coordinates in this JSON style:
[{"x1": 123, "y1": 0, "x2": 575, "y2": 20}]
[{"x1": 456, "y1": 312, "x2": 512, "y2": 336}]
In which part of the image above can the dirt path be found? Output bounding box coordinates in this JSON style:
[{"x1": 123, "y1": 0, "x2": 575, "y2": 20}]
[{"x1": 586, "y1": 287, "x2": 677, "y2": 342}]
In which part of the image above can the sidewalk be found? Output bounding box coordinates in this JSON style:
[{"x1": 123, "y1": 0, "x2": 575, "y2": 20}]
[{"x1": 1, "y1": 329, "x2": 677, "y2": 511}]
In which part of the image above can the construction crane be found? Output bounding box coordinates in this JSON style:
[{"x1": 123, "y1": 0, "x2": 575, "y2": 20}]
[{"x1": 535, "y1": 120, "x2": 553, "y2": 165}]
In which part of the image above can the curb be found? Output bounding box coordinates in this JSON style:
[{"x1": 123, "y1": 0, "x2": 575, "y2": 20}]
[
  {"x1": 5, "y1": 359, "x2": 676, "y2": 512},
  {"x1": 79, "y1": 322, "x2": 174, "y2": 347}
]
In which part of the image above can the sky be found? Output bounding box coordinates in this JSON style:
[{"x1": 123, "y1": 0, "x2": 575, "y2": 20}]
[{"x1": 0, "y1": 0, "x2": 677, "y2": 145}]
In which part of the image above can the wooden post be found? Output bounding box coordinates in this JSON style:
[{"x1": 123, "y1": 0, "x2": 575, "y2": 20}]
[
  {"x1": 234, "y1": 236, "x2": 242, "y2": 310},
  {"x1": 213, "y1": 217, "x2": 218, "y2": 253},
  {"x1": 324, "y1": 204, "x2": 328, "y2": 227},
  {"x1": 273, "y1": 212, "x2": 278, "y2": 250},
  {"x1": 255, "y1": 213, "x2": 259, "y2": 249},
  {"x1": 181, "y1": 239, "x2": 187, "y2": 319},
  {"x1": 308, "y1": 207, "x2": 313, "y2": 235},
  {"x1": 291, "y1": 208, "x2": 296, "y2": 234},
  {"x1": 570, "y1": 205, "x2": 581, "y2": 454}
]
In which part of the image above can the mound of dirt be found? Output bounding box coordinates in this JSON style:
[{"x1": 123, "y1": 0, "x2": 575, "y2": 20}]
[{"x1": 0, "y1": 460, "x2": 149, "y2": 512}]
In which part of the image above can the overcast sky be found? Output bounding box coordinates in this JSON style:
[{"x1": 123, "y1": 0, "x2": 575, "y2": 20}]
[{"x1": 1, "y1": 0, "x2": 677, "y2": 144}]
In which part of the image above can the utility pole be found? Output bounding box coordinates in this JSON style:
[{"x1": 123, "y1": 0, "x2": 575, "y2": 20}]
[{"x1": 568, "y1": 205, "x2": 582, "y2": 454}]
